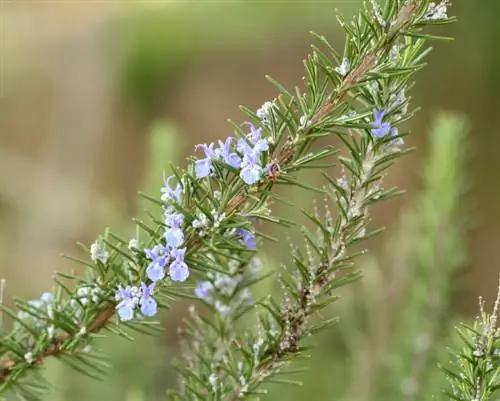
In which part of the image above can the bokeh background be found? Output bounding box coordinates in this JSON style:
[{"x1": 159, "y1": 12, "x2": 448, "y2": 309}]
[{"x1": 1, "y1": 1, "x2": 499, "y2": 400}]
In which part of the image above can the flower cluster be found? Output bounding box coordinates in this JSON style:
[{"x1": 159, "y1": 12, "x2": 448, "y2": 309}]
[
  {"x1": 194, "y1": 121, "x2": 270, "y2": 185},
  {"x1": 236, "y1": 228, "x2": 256, "y2": 250},
  {"x1": 145, "y1": 244, "x2": 189, "y2": 283},
  {"x1": 110, "y1": 115, "x2": 267, "y2": 323},
  {"x1": 112, "y1": 175, "x2": 189, "y2": 321},
  {"x1": 370, "y1": 108, "x2": 404, "y2": 148},
  {"x1": 115, "y1": 282, "x2": 157, "y2": 321}
]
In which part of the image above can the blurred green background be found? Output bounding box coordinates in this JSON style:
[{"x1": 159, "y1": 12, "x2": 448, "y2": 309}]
[{"x1": 0, "y1": 1, "x2": 499, "y2": 400}]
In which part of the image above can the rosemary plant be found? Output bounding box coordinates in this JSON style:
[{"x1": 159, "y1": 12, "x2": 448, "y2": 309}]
[
  {"x1": 339, "y1": 112, "x2": 469, "y2": 401},
  {"x1": 441, "y1": 280, "x2": 500, "y2": 401},
  {"x1": 0, "y1": 0, "x2": 458, "y2": 400}
]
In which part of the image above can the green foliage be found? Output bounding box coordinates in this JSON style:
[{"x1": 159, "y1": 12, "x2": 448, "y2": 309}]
[
  {"x1": 441, "y1": 285, "x2": 500, "y2": 401},
  {"x1": 34, "y1": 122, "x2": 184, "y2": 401},
  {"x1": 0, "y1": 1, "x2": 461, "y2": 401},
  {"x1": 333, "y1": 112, "x2": 469, "y2": 401}
]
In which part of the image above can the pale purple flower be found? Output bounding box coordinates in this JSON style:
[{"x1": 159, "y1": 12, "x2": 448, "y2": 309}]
[
  {"x1": 237, "y1": 123, "x2": 268, "y2": 154},
  {"x1": 253, "y1": 138, "x2": 269, "y2": 153},
  {"x1": 165, "y1": 213, "x2": 185, "y2": 248},
  {"x1": 115, "y1": 285, "x2": 137, "y2": 321},
  {"x1": 240, "y1": 152, "x2": 264, "y2": 185},
  {"x1": 169, "y1": 247, "x2": 190, "y2": 282},
  {"x1": 371, "y1": 109, "x2": 392, "y2": 138},
  {"x1": 161, "y1": 174, "x2": 183, "y2": 203},
  {"x1": 140, "y1": 282, "x2": 157, "y2": 317},
  {"x1": 237, "y1": 228, "x2": 256, "y2": 250},
  {"x1": 145, "y1": 245, "x2": 169, "y2": 282},
  {"x1": 217, "y1": 137, "x2": 242, "y2": 168},
  {"x1": 194, "y1": 143, "x2": 216, "y2": 178}
]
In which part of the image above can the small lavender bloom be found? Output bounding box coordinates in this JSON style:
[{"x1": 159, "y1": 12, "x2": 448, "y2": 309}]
[
  {"x1": 145, "y1": 244, "x2": 169, "y2": 282},
  {"x1": 237, "y1": 123, "x2": 268, "y2": 154},
  {"x1": 147, "y1": 262, "x2": 166, "y2": 282},
  {"x1": 237, "y1": 138, "x2": 251, "y2": 155},
  {"x1": 237, "y1": 228, "x2": 256, "y2": 250},
  {"x1": 161, "y1": 175, "x2": 183, "y2": 203},
  {"x1": 194, "y1": 143, "x2": 216, "y2": 178},
  {"x1": 246, "y1": 123, "x2": 263, "y2": 144},
  {"x1": 165, "y1": 213, "x2": 185, "y2": 248},
  {"x1": 90, "y1": 240, "x2": 109, "y2": 264},
  {"x1": 371, "y1": 109, "x2": 392, "y2": 138},
  {"x1": 140, "y1": 282, "x2": 157, "y2": 317},
  {"x1": 240, "y1": 152, "x2": 264, "y2": 185},
  {"x1": 169, "y1": 247, "x2": 190, "y2": 282},
  {"x1": 194, "y1": 281, "x2": 212, "y2": 301},
  {"x1": 217, "y1": 137, "x2": 241, "y2": 168},
  {"x1": 115, "y1": 285, "x2": 137, "y2": 321},
  {"x1": 253, "y1": 138, "x2": 269, "y2": 153}
]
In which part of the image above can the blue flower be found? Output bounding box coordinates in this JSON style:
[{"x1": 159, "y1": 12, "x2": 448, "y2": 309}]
[
  {"x1": 240, "y1": 152, "x2": 264, "y2": 185},
  {"x1": 161, "y1": 175, "x2": 183, "y2": 203},
  {"x1": 140, "y1": 282, "x2": 157, "y2": 317},
  {"x1": 145, "y1": 245, "x2": 169, "y2": 282},
  {"x1": 165, "y1": 213, "x2": 185, "y2": 248},
  {"x1": 371, "y1": 109, "x2": 393, "y2": 138},
  {"x1": 237, "y1": 228, "x2": 256, "y2": 250},
  {"x1": 237, "y1": 123, "x2": 268, "y2": 154},
  {"x1": 115, "y1": 285, "x2": 138, "y2": 321},
  {"x1": 217, "y1": 137, "x2": 241, "y2": 168},
  {"x1": 194, "y1": 143, "x2": 216, "y2": 178},
  {"x1": 169, "y1": 247, "x2": 190, "y2": 282}
]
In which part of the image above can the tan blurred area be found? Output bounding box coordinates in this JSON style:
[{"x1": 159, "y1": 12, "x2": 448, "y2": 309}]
[{"x1": 2, "y1": 1, "x2": 125, "y2": 293}]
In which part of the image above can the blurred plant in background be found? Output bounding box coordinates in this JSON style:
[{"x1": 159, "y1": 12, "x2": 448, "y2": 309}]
[{"x1": 339, "y1": 113, "x2": 469, "y2": 401}]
